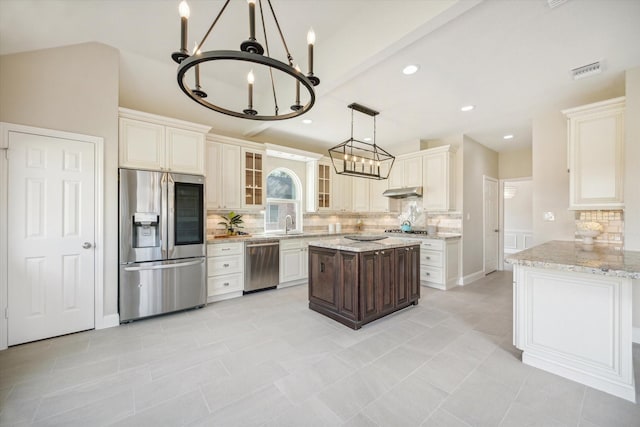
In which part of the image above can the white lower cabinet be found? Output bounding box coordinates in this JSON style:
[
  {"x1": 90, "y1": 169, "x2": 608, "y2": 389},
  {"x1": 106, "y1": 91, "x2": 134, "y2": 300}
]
[
  {"x1": 420, "y1": 238, "x2": 460, "y2": 290},
  {"x1": 207, "y1": 242, "x2": 244, "y2": 302},
  {"x1": 279, "y1": 238, "x2": 309, "y2": 287}
]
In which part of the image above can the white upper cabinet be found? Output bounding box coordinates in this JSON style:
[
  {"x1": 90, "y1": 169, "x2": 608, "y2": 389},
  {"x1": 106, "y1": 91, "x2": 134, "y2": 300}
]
[
  {"x1": 563, "y1": 97, "x2": 625, "y2": 210},
  {"x1": 332, "y1": 170, "x2": 353, "y2": 212},
  {"x1": 389, "y1": 155, "x2": 423, "y2": 188},
  {"x1": 352, "y1": 163, "x2": 390, "y2": 213},
  {"x1": 423, "y1": 145, "x2": 456, "y2": 212},
  {"x1": 206, "y1": 140, "x2": 242, "y2": 210},
  {"x1": 118, "y1": 108, "x2": 210, "y2": 175},
  {"x1": 242, "y1": 148, "x2": 266, "y2": 210}
]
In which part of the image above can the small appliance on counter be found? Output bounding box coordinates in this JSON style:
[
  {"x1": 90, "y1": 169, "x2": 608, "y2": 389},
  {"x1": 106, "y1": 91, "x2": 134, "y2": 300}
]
[
  {"x1": 401, "y1": 220, "x2": 412, "y2": 232},
  {"x1": 119, "y1": 169, "x2": 207, "y2": 322}
]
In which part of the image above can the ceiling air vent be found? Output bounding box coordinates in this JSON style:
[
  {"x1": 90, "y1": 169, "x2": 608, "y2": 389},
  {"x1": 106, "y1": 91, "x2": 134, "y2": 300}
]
[
  {"x1": 547, "y1": 0, "x2": 568, "y2": 8},
  {"x1": 571, "y1": 62, "x2": 602, "y2": 80}
]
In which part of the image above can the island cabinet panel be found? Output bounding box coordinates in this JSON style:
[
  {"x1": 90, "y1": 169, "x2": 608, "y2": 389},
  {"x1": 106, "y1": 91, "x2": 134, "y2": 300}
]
[
  {"x1": 308, "y1": 247, "x2": 340, "y2": 311},
  {"x1": 308, "y1": 245, "x2": 420, "y2": 329},
  {"x1": 396, "y1": 246, "x2": 420, "y2": 307},
  {"x1": 338, "y1": 251, "x2": 359, "y2": 321}
]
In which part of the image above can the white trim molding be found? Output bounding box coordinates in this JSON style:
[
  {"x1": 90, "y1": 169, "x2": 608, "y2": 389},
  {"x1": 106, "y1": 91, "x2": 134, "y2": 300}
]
[
  {"x1": 459, "y1": 270, "x2": 484, "y2": 286},
  {"x1": 633, "y1": 327, "x2": 640, "y2": 344},
  {"x1": 0, "y1": 122, "x2": 109, "y2": 350}
]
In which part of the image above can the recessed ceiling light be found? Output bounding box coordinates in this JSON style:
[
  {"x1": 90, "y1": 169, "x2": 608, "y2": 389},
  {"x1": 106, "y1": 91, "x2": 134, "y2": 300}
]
[
  {"x1": 363, "y1": 137, "x2": 372, "y2": 142},
  {"x1": 460, "y1": 105, "x2": 475, "y2": 112},
  {"x1": 503, "y1": 134, "x2": 514, "y2": 140},
  {"x1": 402, "y1": 64, "x2": 419, "y2": 75},
  {"x1": 302, "y1": 119, "x2": 312, "y2": 124}
]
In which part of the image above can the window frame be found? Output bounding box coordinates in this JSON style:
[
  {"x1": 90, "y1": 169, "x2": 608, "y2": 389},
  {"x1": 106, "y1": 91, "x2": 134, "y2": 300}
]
[{"x1": 264, "y1": 167, "x2": 303, "y2": 234}]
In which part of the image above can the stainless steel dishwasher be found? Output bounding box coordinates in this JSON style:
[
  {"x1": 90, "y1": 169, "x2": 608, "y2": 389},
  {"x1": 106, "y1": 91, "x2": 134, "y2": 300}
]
[{"x1": 245, "y1": 240, "x2": 280, "y2": 292}]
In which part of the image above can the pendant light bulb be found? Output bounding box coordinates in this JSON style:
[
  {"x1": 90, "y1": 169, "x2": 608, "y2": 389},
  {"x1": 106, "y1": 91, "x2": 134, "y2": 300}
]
[
  {"x1": 179, "y1": 0, "x2": 190, "y2": 18},
  {"x1": 247, "y1": 70, "x2": 255, "y2": 84}
]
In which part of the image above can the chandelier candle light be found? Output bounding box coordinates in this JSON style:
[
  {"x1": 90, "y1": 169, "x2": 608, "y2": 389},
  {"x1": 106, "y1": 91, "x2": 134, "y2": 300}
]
[
  {"x1": 328, "y1": 103, "x2": 395, "y2": 180},
  {"x1": 171, "y1": 0, "x2": 320, "y2": 120}
]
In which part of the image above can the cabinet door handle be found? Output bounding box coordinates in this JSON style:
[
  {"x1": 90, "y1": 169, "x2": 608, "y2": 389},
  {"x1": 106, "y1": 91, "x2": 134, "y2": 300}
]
[
  {"x1": 426, "y1": 256, "x2": 431, "y2": 260},
  {"x1": 426, "y1": 272, "x2": 431, "y2": 276},
  {"x1": 405, "y1": 248, "x2": 409, "y2": 252},
  {"x1": 221, "y1": 248, "x2": 230, "y2": 251},
  {"x1": 223, "y1": 263, "x2": 230, "y2": 267},
  {"x1": 320, "y1": 262, "x2": 325, "y2": 272},
  {"x1": 223, "y1": 282, "x2": 230, "y2": 286},
  {"x1": 375, "y1": 252, "x2": 379, "y2": 255}
]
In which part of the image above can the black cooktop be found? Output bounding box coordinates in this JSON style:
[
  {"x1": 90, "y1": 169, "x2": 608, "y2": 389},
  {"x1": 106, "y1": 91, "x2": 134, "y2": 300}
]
[{"x1": 384, "y1": 229, "x2": 430, "y2": 235}]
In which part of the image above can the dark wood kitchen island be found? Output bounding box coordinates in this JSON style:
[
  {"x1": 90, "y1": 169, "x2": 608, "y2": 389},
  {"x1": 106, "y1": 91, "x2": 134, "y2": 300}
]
[{"x1": 307, "y1": 236, "x2": 421, "y2": 329}]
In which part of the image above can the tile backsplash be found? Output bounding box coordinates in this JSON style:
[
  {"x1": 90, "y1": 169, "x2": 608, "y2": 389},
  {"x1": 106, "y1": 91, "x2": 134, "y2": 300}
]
[
  {"x1": 207, "y1": 205, "x2": 462, "y2": 237},
  {"x1": 574, "y1": 210, "x2": 624, "y2": 245}
]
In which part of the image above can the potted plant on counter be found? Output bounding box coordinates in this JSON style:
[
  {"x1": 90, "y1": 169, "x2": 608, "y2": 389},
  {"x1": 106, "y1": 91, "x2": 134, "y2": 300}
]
[{"x1": 218, "y1": 211, "x2": 244, "y2": 236}]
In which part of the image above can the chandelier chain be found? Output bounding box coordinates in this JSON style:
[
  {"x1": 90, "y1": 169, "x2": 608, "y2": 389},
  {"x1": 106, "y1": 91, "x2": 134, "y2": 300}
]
[
  {"x1": 196, "y1": 0, "x2": 231, "y2": 57},
  {"x1": 258, "y1": 0, "x2": 279, "y2": 116},
  {"x1": 266, "y1": 0, "x2": 294, "y2": 67}
]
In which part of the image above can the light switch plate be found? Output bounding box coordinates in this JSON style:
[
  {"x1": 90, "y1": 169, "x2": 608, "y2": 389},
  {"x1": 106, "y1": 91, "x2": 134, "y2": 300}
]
[{"x1": 543, "y1": 211, "x2": 555, "y2": 221}]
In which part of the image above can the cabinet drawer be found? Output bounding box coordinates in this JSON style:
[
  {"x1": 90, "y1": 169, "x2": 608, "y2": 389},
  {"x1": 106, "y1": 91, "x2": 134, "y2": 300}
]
[
  {"x1": 420, "y1": 239, "x2": 444, "y2": 251},
  {"x1": 280, "y1": 238, "x2": 305, "y2": 250},
  {"x1": 208, "y1": 254, "x2": 243, "y2": 276},
  {"x1": 421, "y1": 250, "x2": 443, "y2": 267},
  {"x1": 208, "y1": 273, "x2": 243, "y2": 296},
  {"x1": 208, "y1": 243, "x2": 243, "y2": 256},
  {"x1": 421, "y1": 266, "x2": 444, "y2": 284}
]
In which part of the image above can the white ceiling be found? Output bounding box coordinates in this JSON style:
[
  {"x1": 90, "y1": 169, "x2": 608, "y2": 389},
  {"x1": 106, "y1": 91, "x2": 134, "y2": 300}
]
[{"x1": 1, "y1": 0, "x2": 639, "y2": 155}]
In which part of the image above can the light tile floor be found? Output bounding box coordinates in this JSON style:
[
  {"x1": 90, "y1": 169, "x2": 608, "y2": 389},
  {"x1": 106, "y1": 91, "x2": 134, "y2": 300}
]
[{"x1": 1, "y1": 271, "x2": 638, "y2": 426}]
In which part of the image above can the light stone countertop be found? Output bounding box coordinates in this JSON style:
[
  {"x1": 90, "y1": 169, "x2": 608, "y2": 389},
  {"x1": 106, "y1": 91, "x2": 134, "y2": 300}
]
[
  {"x1": 307, "y1": 236, "x2": 422, "y2": 253},
  {"x1": 505, "y1": 240, "x2": 640, "y2": 279},
  {"x1": 207, "y1": 231, "x2": 461, "y2": 244}
]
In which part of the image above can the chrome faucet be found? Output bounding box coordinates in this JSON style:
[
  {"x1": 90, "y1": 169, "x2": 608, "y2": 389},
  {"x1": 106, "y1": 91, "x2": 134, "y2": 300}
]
[{"x1": 285, "y1": 215, "x2": 293, "y2": 235}]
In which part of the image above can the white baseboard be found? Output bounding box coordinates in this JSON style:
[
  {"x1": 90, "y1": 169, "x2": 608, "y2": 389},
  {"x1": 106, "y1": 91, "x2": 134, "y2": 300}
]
[
  {"x1": 633, "y1": 327, "x2": 640, "y2": 344},
  {"x1": 459, "y1": 270, "x2": 484, "y2": 286},
  {"x1": 96, "y1": 313, "x2": 120, "y2": 329}
]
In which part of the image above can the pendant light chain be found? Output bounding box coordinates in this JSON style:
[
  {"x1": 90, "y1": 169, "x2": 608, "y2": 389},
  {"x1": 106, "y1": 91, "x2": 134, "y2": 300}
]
[
  {"x1": 196, "y1": 0, "x2": 231, "y2": 56},
  {"x1": 266, "y1": 0, "x2": 294, "y2": 66},
  {"x1": 258, "y1": 0, "x2": 279, "y2": 116}
]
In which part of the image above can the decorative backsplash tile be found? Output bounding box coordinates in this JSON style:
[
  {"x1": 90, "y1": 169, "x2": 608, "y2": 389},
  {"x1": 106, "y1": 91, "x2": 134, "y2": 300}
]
[
  {"x1": 206, "y1": 208, "x2": 461, "y2": 237},
  {"x1": 574, "y1": 210, "x2": 624, "y2": 245}
]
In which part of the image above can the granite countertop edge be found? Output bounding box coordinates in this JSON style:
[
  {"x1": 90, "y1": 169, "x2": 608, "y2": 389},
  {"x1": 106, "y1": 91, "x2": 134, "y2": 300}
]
[
  {"x1": 207, "y1": 231, "x2": 461, "y2": 244},
  {"x1": 505, "y1": 240, "x2": 640, "y2": 279},
  {"x1": 307, "y1": 237, "x2": 423, "y2": 252}
]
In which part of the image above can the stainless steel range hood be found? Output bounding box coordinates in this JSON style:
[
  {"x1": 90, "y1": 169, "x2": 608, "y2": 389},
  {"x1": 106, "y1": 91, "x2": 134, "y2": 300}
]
[{"x1": 382, "y1": 186, "x2": 423, "y2": 198}]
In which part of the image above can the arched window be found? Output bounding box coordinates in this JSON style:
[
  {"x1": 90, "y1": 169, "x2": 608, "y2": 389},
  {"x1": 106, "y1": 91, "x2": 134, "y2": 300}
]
[{"x1": 265, "y1": 168, "x2": 302, "y2": 233}]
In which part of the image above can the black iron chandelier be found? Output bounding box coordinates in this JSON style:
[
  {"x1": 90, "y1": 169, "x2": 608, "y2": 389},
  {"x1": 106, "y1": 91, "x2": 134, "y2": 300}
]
[
  {"x1": 171, "y1": 0, "x2": 320, "y2": 121},
  {"x1": 328, "y1": 103, "x2": 395, "y2": 180}
]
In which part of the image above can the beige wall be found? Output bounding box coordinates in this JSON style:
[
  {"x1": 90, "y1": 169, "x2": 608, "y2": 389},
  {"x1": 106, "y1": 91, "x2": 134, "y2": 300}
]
[
  {"x1": 624, "y1": 67, "x2": 640, "y2": 251},
  {"x1": 623, "y1": 67, "x2": 640, "y2": 337},
  {"x1": 0, "y1": 42, "x2": 120, "y2": 318},
  {"x1": 499, "y1": 148, "x2": 532, "y2": 179},
  {"x1": 462, "y1": 135, "x2": 498, "y2": 277}
]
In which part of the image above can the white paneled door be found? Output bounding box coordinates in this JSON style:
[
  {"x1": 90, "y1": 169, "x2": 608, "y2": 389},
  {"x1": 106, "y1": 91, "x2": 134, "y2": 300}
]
[
  {"x1": 8, "y1": 131, "x2": 95, "y2": 345},
  {"x1": 483, "y1": 176, "x2": 499, "y2": 274}
]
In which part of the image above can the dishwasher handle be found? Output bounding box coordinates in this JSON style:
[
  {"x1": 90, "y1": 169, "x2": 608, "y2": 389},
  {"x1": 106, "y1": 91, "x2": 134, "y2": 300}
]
[{"x1": 246, "y1": 241, "x2": 280, "y2": 248}]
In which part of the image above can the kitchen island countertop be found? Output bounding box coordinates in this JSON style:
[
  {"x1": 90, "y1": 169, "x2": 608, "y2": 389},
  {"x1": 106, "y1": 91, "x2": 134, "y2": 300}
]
[
  {"x1": 307, "y1": 236, "x2": 422, "y2": 252},
  {"x1": 505, "y1": 240, "x2": 640, "y2": 279}
]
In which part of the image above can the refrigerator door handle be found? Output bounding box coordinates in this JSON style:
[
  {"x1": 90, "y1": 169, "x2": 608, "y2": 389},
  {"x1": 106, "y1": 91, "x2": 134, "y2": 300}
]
[
  {"x1": 167, "y1": 173, "x2": 175, "y2": 257},
  {"x1": 160, "y1": 173, "x2": 168, "y2": 259},
  {"x1": 123, "y1": 258, "x2": 204, "y2": 272}
]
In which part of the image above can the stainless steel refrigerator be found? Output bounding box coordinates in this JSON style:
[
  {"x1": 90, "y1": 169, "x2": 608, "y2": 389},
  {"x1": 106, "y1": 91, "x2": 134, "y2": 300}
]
[{"x1": 119, "y1": 168, "x2": 206, "y2": 322}]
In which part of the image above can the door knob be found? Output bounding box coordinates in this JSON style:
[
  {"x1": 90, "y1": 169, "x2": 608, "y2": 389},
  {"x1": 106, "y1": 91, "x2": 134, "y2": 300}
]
[{"x1": 82, "y1": 242, "x2": 92, "y2": 249}]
